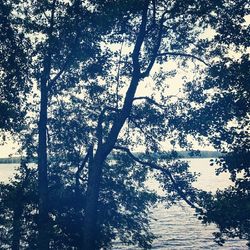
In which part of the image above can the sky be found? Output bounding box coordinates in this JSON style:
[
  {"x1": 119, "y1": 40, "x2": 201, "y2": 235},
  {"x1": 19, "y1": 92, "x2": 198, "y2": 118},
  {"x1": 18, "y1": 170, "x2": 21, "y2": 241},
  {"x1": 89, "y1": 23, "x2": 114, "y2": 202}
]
[
  {"x1": 0, "y1": 130, "x2": 21, "y2": 157},
  {"x1": 0, "y1": 140, "x2": 20, "y2": 158}
]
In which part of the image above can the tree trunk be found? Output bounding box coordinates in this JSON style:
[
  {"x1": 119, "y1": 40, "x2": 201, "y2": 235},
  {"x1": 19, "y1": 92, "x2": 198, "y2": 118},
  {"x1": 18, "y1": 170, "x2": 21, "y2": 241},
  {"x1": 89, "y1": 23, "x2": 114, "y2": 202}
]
[
  {"x1": 37, "y1": 1, "x2": 55, "y2": 248},
  {"x1": 82, "y1": 151, "x2": 104, "y2": 250},
  {"x1": 11, "y1": 199, "x2": 23, "y2": 250},
  {"x1": 38, "y1": 79, "x2": 49, "y2": 250},
  {"x1": 82, "y1": 76, "x2": 142, "y2": 250},
  {"x1": 11, "y1": 167, "x2": 30, "y2": 250}
]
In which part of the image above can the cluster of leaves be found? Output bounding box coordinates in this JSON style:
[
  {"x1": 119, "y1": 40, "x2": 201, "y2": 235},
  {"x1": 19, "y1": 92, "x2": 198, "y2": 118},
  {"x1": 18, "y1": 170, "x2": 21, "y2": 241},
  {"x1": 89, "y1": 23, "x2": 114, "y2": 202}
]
[
  {"x1": 198, "y1": 184, "x2": 250, "y2": 246},
  {"x1": 0, "y1": 0, "x2": 30, "y2": 132}
]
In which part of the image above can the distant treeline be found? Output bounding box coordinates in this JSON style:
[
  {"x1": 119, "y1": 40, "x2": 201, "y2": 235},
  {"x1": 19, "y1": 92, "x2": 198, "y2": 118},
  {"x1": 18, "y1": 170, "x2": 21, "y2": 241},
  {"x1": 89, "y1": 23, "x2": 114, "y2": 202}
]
[
  {"x1": 0, "y1": 157, "x2": 22, "y2": 164},
  {"x1": 175, "y1": 150, "x2": 223, "y2": 159},
  {"x1": 0, "y1": 151, "x2": 223, "y2": 164}
]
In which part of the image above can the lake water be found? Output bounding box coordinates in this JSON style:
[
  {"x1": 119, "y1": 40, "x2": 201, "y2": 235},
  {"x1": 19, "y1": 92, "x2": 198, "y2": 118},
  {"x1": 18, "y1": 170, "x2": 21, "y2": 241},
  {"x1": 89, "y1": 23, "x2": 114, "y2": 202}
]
[{"x1": 0, "y1": 159, "x2": 248, "y2": 249}]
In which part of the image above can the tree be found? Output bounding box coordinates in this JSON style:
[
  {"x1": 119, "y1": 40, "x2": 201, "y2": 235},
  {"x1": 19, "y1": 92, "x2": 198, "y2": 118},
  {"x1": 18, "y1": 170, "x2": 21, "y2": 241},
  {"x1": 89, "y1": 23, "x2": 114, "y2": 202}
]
[
  {"x1": 186, "y1": 55, "x2": 250, "y2": 245},
  {"x1": 0, "y1": 151, "x2": 159, "y2": 249},
  {"x1": 77, "y1": 1, "x2": 240, "y2": 248},
  {"x1": 1, "y1": 0, "x2": 249, "y2": 249},
  {"x1": 1, "y1": 0, "x2": 110, "y2": 248},
  {"x1": 177, "y1": 1, "x2": 250, "y2": 244}
]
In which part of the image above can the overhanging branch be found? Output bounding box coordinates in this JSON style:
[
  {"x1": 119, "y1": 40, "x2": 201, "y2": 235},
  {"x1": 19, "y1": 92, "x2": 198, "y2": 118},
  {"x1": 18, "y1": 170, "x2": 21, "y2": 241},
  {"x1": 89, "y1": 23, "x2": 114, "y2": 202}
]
[{"x1": 114, "y1": 146, "x2": 204, "y2": 212}]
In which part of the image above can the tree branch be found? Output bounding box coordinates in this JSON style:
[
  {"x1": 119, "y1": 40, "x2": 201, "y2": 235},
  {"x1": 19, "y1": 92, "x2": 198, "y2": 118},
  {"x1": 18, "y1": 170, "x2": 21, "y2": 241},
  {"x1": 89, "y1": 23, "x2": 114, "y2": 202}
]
[
  {"x1": 114, "y1": 146, "x2": 204, "y2": 212},
  {"x1": 99, "y1": 1, "x2": 150, "y2": 157},
  {"x1": 48, "y1": 56, "x2": 72, "y2": 89},
  {"x1": 146, "y1": 0, "x2": 157, "y2": 33},
  {"x1": 133, "y1": 96, "x2": 175, "y2": 109},
  {"x1": 96, "y1": 106, "x2": 120, "y2": 146},
  {"x1": 132, "y1": 0, "x2": 150, "y2": 73},
  {"x1": 96, "y1": 109, "x2": 105, "y2": 147},
  {"x1": 47, "y1": 0, "x2": 82, "y2": 91},
  {"x1": 141, "y1": 10, "x2": 167, "y2": 78},
  {"x1": 129, "y1": 117, "x2": 147, "y2": 136},
  {"x1": 157, "y1": 52, "x2": 210, "y2": 66},
  {"x1": 42, "y1": 0, "x2": 56, "y2": 88},
  {"x1": 115, "y1": 37, "x2": 125, "y2": 109},
  {"x1": 75, "y1": 145, "x2": 93, "y2": 190}
]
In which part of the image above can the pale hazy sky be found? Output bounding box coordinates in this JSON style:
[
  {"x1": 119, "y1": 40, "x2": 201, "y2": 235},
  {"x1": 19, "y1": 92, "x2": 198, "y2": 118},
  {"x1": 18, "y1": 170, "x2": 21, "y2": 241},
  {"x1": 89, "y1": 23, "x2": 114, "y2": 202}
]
[{"x1": 0, "y1": 140, "x2": 20, "y2": 158}]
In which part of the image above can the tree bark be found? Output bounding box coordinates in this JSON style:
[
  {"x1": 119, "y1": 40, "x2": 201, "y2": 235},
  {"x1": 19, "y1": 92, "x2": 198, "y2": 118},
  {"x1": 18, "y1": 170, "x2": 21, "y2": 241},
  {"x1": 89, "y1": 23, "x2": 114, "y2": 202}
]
[
  {"x1": 82, "y1": 151, "x2": 103, "y2": 250},
  {"x1": 38, "y1": 78, "x2": 49, "y2": 250},
  {"x1": 37, "y1": 1, "x2": 55, "y2": 248}
]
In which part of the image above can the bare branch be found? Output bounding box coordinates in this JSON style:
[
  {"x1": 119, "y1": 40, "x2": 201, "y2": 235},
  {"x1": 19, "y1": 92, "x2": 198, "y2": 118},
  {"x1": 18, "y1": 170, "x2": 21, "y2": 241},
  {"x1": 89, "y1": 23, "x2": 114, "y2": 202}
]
[
  {"x1": 133, "y1": 96, "x2": 175, "y2": 109},
  {"x1": 75, "y1": 145, "x2": 93, "y2": 190},
  {"x1": 157, "y1": 52, "x2": 210, "y2": 66},
  {"x1": 114, "y1": 146, "x2": 204, "y2": 212}
]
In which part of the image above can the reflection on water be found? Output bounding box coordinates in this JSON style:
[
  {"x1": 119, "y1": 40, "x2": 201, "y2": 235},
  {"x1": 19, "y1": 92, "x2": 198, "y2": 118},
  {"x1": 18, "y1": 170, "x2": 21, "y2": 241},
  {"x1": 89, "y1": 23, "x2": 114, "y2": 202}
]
[{"x1": 0, "y1": 159, "x2": 248, "y2": 249}]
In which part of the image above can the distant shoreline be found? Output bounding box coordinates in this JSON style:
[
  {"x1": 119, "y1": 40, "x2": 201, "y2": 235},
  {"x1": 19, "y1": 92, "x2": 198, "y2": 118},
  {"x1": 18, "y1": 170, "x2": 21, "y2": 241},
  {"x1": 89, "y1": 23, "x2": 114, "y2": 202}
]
[
  {"x1": 0, "y1": 157, "x2": 23, "y2": 164},
  {"x1": 0, "y1": 151, "x2": 223, "y2": 164}
]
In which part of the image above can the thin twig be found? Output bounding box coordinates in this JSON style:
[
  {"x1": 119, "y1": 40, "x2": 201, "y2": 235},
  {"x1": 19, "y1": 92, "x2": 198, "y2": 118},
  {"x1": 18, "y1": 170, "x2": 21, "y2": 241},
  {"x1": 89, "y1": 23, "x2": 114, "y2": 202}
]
[{"x1": 157, "y1": 52, "x2": 210, "y2": 66}]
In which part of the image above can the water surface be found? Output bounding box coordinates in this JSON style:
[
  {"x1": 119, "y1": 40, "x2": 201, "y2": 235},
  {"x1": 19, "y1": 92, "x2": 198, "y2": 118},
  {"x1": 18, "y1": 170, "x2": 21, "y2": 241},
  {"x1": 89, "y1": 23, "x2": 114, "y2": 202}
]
[{"x1": 0, "y1": 159, "x2": 248, "y2": 249}]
